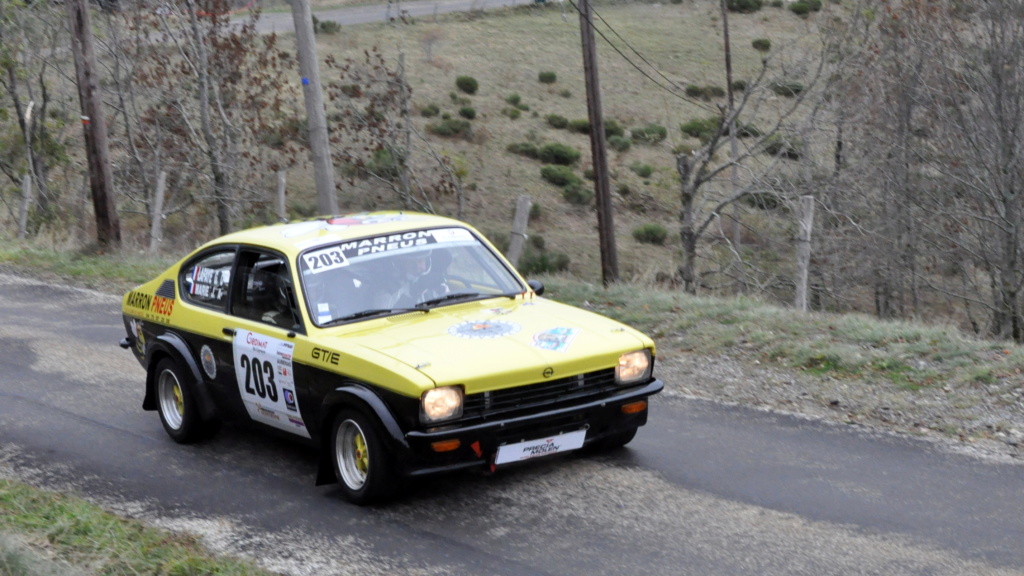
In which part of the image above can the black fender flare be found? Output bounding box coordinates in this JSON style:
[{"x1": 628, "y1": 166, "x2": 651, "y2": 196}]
[
  {"x1": 315, "y1": 385, "x2": 408, "y2": 486},
  {"x1": 142, "y1": 332, "x2": 218, "y2": 422}
]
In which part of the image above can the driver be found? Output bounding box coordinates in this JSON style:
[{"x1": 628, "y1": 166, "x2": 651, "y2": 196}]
[{"x1": 375, "y1": 250, "x2": 448, "y2": 308}]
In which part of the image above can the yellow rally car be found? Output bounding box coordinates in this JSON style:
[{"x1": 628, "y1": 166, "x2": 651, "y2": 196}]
[{"x1": 120, "y1": 212, "x2": 663, "y2": 504}]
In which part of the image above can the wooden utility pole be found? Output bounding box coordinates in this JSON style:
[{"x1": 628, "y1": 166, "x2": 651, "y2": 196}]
[
  {"x1": 288, "y1": 0, "x2": 338, "y2": 216},
  {"x1": 67, "y1": 0, "x2": 121, "y2": 248},
  {"x1": 577, "y1": 0, "x2": 618, "y2": 286}
]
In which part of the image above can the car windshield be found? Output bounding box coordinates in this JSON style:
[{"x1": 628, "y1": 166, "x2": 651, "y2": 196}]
[{"x1": 298, "y1": 227, "x2": 525, "y2": 326}]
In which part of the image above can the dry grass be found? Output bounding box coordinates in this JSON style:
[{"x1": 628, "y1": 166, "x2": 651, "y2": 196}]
[{"x1": 286, "y1": 0, "x2": 817, "y2": 281}]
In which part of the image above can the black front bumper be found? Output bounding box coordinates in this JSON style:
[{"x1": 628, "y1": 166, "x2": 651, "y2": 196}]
[{"x1": 401, "y1": 379, "x2": 663, "y2": 476}]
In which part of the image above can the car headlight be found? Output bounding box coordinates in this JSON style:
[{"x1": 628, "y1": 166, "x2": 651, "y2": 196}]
[
  {"x1": 616, "y1": 350, "x2": 652, "y2": 385},
  {"x1": 420, "y1": 386, "x2": 464, "y2": 423}
]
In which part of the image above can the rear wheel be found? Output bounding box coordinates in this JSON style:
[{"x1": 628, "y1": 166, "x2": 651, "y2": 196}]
[
  {"x1": 331, "y1": 409, "x2": 397, "y2": 505},
  {"x1": 154, "y1": 358, "x2": 216, "y2": 443}
]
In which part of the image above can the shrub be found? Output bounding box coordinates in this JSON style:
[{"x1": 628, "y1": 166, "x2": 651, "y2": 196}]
[
  {"x1": 458, "y1": 106, "x2": 476, "y2": 119},
  {"x1": 518, "y1": 250, "x2": 570, "y2": 275},
  {"x1": 313, "y1": 16, "x2": 341, "y2": 34},
  {"x1": 546, "y1": 114, "x2": 569, "y2": 129},
  {"x1": 540, "y1": 165, "x2": 581, "y2": 187},
  {"x1": 629, "y1": 163, "x2": 654, "y2": 178},
  {"x1": 559, "y1": 89, "x2": 572, "y2": 98},
  {"x1": 732, "y1": 79, "x2": 748, "y2": 92},
  {"x1": 632, "y1": 223, "x2": 669, "y2": 245},
  {"x1": 507, "y1": 142, "x2": 539, "y2": 159},
  {"x1": 604, "y1": 118, "x2": 625, "y2": 138},
  {"x1": 681, "y1": 117, "x2": 721, "y2": 143},
  {"x1": 609, "y1": 135, "x2": 631, "y2": 152},
  {"x1": 420, "y1": 103, "x2": 440, "y2": 117},
  {"x1": 502, "y1": 107, "x2": 522, "y2": 120},
  {"x1": 685, "y1": 84, "x2": 706, "y2": 99},
  {"x1": 505, "y1": 93, "x2": 522, "y2": 106},
  {"x1": 763, "y1": 135, "x2": 802, "y2": 160},
  {"x1": 562, "y1": 181, "x2": 593, "y2": 206},
  {"x1": 455, "y1": 75, "x2": 478, "y2": 94},
  {"x1": 770, "y1": 80, "x2": 805, "y2": 96},
  {"x1": 752, "y1": 38, "x2": 771, "y2": 52},
  {"x1": 727, "y1": 0, "x2": 763, "y2": 12},
  {"x1": 789, "y1": 1, "x2": 810, "y2": 15},
  {"x1": 529, "y1": 202, "x2": 542, "y2": 221},
  {"x1": 538, "y1": 142, "x2": 581, "y2": 165},
  {"x1": 617, "y1": 183, "x2": 632, "y2": 195},
  {"x1": 366, "y1": 148, "x2": 402, "y2": 179},
  {"x1": 569, "y1": 119, "x2": 591, "y2": 134},
  {"x1": 427, "y1": 118, "x2": 471, "y2": 138},
  {"x1": 631, "y1": 123, "x2": 667, "y2": 144},
  {"x1": 538, "y1": 71, "x2": 557, "y2": 84}
]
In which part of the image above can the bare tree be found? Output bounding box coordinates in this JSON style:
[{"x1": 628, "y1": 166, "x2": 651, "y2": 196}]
[{"x1": 114, "y1": 0, "x2": 302, "y2": 238}]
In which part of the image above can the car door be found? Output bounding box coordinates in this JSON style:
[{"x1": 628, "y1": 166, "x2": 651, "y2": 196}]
[{"x1": 223, "y1": 249, "x2": 313, "y2": 439}]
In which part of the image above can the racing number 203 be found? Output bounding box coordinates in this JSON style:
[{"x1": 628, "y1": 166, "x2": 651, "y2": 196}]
[{"x1": 240, "y1": 354, "x2": 279, "y2": 402}]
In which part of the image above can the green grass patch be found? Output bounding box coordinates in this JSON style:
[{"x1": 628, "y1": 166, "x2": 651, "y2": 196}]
[{"x1": 0, "y1": 479, "x2": 274, "y2": 576}]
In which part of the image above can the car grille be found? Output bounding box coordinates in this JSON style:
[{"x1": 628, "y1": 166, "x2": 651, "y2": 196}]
[{"x1": 462, "y1": 368, "x2": 617, "y2": 421}]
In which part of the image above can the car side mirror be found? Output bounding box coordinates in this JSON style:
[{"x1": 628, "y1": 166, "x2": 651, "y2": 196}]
[{"x1": 527, "y1": 279, "x2": 545, "y2": 296}]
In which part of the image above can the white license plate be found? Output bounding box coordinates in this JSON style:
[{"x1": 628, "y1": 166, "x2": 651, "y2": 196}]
[{"x1": 494, "y1": 429, "x2": 587, "y2": 465}]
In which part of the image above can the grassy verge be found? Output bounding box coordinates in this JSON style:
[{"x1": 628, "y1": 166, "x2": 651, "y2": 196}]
[
  {"x1": 541, "y1": 277, "x2": 1024, "y2": 394},
  {"x1": 0, "y1": 479, "x2": 276, "y2": 576},
  {"x1": 0, "y1": 243, "x2": 174, "y2": 295}
]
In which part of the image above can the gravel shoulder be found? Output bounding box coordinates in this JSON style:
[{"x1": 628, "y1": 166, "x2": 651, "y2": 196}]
[{"x1": 655, "y1": 348, "x2": 1024, "y2": 464}]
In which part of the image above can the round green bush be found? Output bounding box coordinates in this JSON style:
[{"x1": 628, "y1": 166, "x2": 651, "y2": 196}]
[
  {"x1": 608, "y1": 135, "x2": 631, "y2": 152},
  {"x1": 427, "y1": 118, "x2": 471, "y2": 138},
  {"x1": 604, "y1": 119, "x2": 625, "y2": 138},
  {"x1": 546, "y1": 114, "x2": 569, "y2": 129},
  {"x1": 789, "y1": 1, "x2": 810, "y2": 15},
  {"x1": 420, "y1": 103, "x2": 440, "y2": 117},
  {"x1": 538, "y1": 142, "x2": 581, "y2": 165},
  {"x1": 538, "y1": 71, "x2": 557, "y2": 84},
  {"x1": 518, "y1": 250, "x2": 570, "y2": 275},
  {"x1": 727, "y1": 0, "x2": 763, "y2": 13},
  {"x1": 455, "y1": 75, "x2": 479, "y2": 95},
  {"x1": 458, "y1": 106, "x2": 476, "y2": 120},
  {"x1": 629, "y1": 163, "x2": 654, "y2": 178},
  {"x1": 752, "y1": 38, "x2": 771, "y2": 52},
  {"x1": 505, "y1": 93, "x2": 522, "y2": 106},
  {"x1": 562, "y1": 182, "x2": 594, "y2": 206},
  {"x1": 540, "y1": 165, "x2": 581, "y2": 187},
  {"x1": 569, "y1": 119, "x2": 591, "y2": 134},
  {"x1": 502, "y1": 107, "x2": 522, "y2": 120},
  {"x1": 507, "y1": 142, "x2": 539, "y2": 158},
  {"x1": 632, "y1": 223, "x2": 669, "y2": 245},
  {"x1": 631, "y1": 123, "x2": 667, "y2": 144}
]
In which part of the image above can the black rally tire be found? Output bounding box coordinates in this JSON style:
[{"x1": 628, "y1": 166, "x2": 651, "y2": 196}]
[
  {"x1": 330, "y1": 409, "x2": 399, "y2": 505},
  {"x1": 153, "y1": 357, "x2": 217, "y2": 444}
]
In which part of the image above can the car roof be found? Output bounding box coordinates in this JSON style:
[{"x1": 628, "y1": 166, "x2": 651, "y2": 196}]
[{"x1": 205, "y1": 212, "x2": 471, "y2": 258}]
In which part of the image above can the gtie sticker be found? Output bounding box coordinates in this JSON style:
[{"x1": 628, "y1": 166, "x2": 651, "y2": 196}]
[{"x1": 233, "y1": 331, "x2": 309, "y2": 438}]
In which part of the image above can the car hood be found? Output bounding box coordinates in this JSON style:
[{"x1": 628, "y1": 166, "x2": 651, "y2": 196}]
[{"x1": 327, "y1": 297, "x2": 652, "y2": 393}]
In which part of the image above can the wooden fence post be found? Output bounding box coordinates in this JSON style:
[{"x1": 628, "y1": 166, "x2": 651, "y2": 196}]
[
  {"x1": 794, "y1": 194, "x2": 815, "y2": 311},
  {"x1": 506, "y1": 195, "x2": 533, "y2": 267}
]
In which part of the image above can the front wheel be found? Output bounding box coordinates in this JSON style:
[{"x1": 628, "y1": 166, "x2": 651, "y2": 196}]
[
  {"x1": 154, "y1": 358, "x2": 217, "y2": 443},
  {"x1": 331, "y1": 409, "x2": 398, "y2": 505}
]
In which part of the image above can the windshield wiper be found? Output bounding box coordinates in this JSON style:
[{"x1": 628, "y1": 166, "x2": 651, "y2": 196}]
[
  {"x1": 324, "y1": 307, "x2": 428, "y2": 325},
  {"x1": 415, "y1": 292, "x2": 485, "y2": 308}
]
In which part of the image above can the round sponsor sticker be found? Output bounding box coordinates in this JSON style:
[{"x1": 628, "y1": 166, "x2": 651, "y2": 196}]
[
  {"x1": 200, "y1": 344, "x2": 217, "y2": 379},
  {"x1": 448, "y1": 320, "x2": 521, "y2": 340}
]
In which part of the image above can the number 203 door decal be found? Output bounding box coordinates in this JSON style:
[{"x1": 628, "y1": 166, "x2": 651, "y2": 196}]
[{"x1": 232, "y1": 330, "x2": 310, "y2": 438}]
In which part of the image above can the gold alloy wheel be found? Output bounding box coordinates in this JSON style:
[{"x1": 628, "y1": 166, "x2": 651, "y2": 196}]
[
  {"x1": 336, "y1": 418, "x2": 369, "y2": 490},
  {"x1": 157, "y1": 369, "x2": 185, "y2": 430}
]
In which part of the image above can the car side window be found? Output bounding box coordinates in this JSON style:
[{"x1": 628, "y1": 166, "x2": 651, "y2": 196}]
[
  {"x1": 232, "y1": 251, "x2": 303, "y2": 332},
  {"x1": 180, "y1": 250, "x2": 235, "y2": 310}
]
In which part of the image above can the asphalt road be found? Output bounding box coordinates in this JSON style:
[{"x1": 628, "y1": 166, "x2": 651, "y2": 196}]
[{"x1": 1, "y1": 273, "x2": 1023, "y2": 575}]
